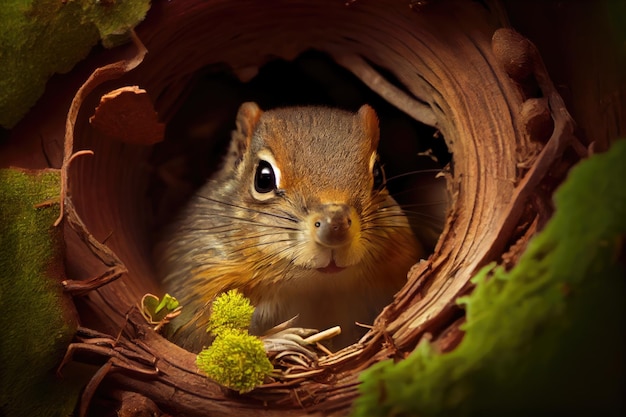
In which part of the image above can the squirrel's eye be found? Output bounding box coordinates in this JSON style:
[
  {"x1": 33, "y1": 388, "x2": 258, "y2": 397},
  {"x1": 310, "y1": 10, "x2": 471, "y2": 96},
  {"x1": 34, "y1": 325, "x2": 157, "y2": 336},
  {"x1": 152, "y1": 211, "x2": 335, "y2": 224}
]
[
  {"x1": 254, "y1": 160, "x2": 277, "y2": 193},
  {"x1": 372, "y1": 159, "x2": 385, "y2": 190}
]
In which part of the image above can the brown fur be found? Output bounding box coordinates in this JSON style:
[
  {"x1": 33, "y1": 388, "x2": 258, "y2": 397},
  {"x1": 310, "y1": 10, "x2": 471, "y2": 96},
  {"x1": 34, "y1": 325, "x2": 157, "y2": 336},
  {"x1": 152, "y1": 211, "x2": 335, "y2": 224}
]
[{"x1": 156, "y1": 103, "x2": 422, "y2": 352}]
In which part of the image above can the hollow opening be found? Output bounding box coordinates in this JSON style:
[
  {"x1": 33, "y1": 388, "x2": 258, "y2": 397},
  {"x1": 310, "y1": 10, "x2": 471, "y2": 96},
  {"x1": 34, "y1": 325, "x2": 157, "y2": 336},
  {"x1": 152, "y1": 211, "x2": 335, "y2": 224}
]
[{"x1": 147, "y1": 50, "x2": 451, "y2": 349}]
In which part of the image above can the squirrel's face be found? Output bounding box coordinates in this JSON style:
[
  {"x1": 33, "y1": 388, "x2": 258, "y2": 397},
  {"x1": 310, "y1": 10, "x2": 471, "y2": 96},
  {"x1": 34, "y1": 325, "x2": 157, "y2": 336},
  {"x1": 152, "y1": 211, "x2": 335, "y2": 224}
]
[{"x1": 223, "y1": 103, "x2": 418, "y2": 275}]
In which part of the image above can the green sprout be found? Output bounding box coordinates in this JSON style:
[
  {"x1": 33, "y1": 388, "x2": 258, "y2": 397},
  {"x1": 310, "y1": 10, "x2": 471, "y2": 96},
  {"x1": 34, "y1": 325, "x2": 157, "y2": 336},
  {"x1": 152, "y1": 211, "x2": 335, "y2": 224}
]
[
  {"x1": 196, "y1": 290, "x2": 273, "y2": 393},
  {"x1": 154, "y1": 293, "x2": 180, "y2": 314},
  {"x1": 140, "y1": 293, "x2": 182, "y2": 332}
]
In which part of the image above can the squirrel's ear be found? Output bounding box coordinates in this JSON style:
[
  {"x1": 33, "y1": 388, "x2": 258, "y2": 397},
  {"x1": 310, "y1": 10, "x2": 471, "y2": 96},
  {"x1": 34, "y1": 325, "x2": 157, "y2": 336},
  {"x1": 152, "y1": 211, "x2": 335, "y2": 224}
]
[
  {"x1": 236, "y1": 102, "x2": 263, "y2": 140},
  {"x1": 234, "y1": 102, "x2": 263, "y2": 147},
  {"x1": 229, "y1": 102, "x2": 263, "y2": 166},
  {"x1": 358, "y1": 104, "x2": 380, "y2": 151}
]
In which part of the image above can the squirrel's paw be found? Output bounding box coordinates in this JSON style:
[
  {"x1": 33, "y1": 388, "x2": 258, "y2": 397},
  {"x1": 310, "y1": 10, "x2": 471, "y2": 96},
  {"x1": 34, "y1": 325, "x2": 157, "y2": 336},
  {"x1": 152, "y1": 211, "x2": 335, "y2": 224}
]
[{"x1": 261, "y1": 317, "x2": 341, "y2": 361}]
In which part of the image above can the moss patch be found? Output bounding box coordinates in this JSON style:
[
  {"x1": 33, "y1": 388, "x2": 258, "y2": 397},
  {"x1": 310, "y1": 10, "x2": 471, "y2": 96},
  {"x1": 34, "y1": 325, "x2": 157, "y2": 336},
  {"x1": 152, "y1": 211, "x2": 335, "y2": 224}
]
[
  {"x1": 195, "y1": 290, "x2": 273, "y2": 393},
  {"x1": 354, "y1": 140, "x2": 626, "y2": 416},
  {"x1": 0, "y1": 168, "x2": 84, "y2": 417},
  {"x1": 0, "y1": 0, "x2": 151, "y2": 128}
]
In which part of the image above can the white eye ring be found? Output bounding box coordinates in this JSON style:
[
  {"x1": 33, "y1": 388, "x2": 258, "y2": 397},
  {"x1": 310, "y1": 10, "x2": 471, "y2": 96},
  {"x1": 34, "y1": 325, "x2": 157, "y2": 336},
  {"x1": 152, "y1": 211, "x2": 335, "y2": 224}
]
[{"x1": 251, "y1": 150, "x2": 281, "y2": 201}]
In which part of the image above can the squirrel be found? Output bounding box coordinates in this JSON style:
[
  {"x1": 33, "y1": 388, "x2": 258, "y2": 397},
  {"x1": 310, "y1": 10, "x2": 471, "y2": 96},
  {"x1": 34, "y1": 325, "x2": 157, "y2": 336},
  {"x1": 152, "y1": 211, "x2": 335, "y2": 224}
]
[{"x1": 156, "y1": 102, "x2": 423, "y2": 352}]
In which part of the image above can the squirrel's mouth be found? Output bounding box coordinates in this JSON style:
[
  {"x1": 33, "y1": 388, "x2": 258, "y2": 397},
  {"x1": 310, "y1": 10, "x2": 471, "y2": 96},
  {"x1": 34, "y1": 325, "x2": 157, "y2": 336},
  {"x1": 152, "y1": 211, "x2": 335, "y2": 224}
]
[{"x1": 316, "y1": 259, "x2": 347, "y2": 274}]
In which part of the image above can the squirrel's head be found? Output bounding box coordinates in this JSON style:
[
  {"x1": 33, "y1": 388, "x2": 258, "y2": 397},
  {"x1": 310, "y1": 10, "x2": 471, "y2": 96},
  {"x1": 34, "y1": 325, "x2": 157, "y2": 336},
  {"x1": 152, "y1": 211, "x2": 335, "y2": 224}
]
[
  {"x1": 231, "y1": 102, "x2": 381, "y2": 203},
  {"x1": 220, "y1": 102, "x2": 416, "y2": 274}
]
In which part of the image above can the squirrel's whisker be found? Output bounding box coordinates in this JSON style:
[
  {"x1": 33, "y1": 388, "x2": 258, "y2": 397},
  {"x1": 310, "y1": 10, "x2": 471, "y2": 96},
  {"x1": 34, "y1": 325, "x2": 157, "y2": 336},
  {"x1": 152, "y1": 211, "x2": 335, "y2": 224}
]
[
  {"x1": 195, "y1": 194, "x2": 300, "y2": 223},
  {"x1": 191, "y1": 219, "x2": 299, "y2": 233},
  {"x1": 399, "y1": 200, "x2": 449, "y2": 208},
  {"x1": 187, "y1": 209, "x2": 301, "y2": 229},
  {"x1": 228, "y1": 239, "x2": 299, "y2": 255},
  {"x1": 383, "y1": 168, "x2": 443, "y2": 184}
]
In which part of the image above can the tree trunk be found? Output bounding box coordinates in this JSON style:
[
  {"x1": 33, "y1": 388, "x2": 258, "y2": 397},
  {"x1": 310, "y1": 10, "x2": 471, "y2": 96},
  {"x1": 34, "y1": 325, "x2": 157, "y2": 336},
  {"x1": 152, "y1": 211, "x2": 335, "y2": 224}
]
[{"x1": 1, "y1": 0, "x2": 623, "y2": 416}]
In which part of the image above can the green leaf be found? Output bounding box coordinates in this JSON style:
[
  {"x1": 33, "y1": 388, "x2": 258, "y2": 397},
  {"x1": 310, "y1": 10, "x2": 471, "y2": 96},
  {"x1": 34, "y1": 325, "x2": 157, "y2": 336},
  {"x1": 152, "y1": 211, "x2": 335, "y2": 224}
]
[
  {"x1": 353, "y1": 140, "x2": 626, "y2": 416},
  {"x1": 155, "y1": 293, "x2": 180, "y2": 314}
]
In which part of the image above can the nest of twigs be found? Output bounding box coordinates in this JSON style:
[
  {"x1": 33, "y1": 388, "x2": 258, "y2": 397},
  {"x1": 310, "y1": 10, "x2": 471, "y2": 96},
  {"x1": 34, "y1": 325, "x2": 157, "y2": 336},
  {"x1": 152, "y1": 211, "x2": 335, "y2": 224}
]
[{"x1": 7, "y1": 0, "x2": 592, "y2": 415}]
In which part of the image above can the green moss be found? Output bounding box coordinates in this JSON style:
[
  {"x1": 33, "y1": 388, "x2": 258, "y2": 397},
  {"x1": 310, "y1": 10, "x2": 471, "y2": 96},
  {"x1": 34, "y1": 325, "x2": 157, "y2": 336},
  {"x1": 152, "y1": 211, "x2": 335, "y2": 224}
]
[
  {"x1": 0, "y1": 0, "x2": 151, "y2": 128},
  {"x1": 196, "y1": 290, "x2": 272, "y2": 393},
  {"x1": 0, "y1": 168, "x2": 85, "y2": 416},
  {"x1": 196, "y1": 329, "x2": 273, "y2": 394},
  {"x1": 207, "y1": 289, "x2": 255, "y2": 337},
  {"x1": 353, "y1": 140, "x2": 626, "y2": 417}
]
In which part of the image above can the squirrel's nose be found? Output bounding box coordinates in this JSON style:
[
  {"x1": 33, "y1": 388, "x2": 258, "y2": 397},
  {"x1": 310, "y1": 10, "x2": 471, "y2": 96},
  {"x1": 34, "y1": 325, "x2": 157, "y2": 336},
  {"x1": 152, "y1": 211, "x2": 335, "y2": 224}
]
[{"x1": 312, "y1": 204, "x2": 354, "y2": 248}]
